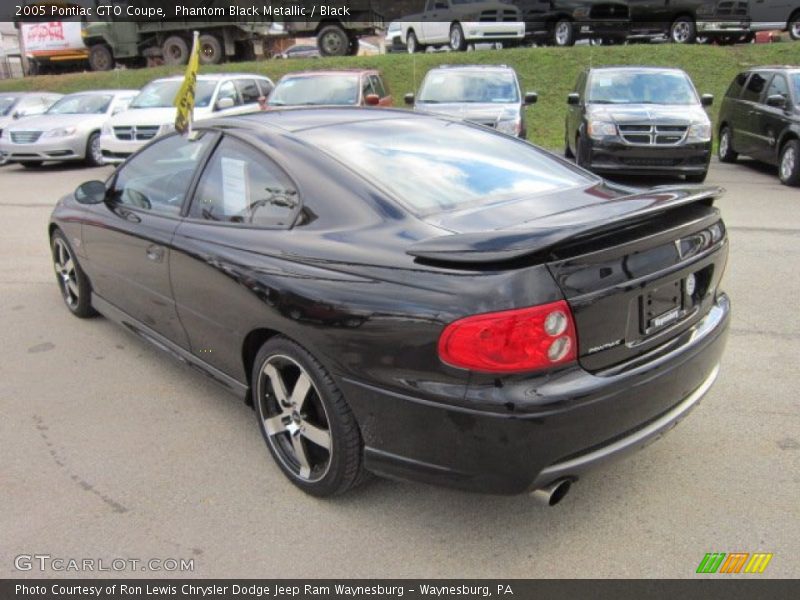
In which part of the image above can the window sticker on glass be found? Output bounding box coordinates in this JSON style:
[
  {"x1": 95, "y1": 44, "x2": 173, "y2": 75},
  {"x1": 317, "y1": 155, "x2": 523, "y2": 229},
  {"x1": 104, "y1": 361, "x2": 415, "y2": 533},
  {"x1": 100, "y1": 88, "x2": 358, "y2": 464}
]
[
  {"x1": 221, "y1": 157, "x2": 249, "y2": 216},
  {"x1": 594, "y1": 77, "x2": 612, "y2": 87}
]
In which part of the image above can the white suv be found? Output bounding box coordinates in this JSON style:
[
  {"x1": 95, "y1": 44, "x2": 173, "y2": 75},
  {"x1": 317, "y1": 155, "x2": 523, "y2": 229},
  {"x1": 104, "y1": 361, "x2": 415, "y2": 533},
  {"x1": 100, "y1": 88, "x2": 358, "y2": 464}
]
[{"x1": 100, "y1": 74, "x2": 273, "y2": 164}]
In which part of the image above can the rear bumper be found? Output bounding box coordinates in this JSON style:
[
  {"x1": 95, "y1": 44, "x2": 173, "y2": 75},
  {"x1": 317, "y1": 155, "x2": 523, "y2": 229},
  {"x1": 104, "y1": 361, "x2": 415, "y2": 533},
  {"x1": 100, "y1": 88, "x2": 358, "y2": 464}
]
[
  {"x1": 0, "y1": 135, "x2": 86, "y2": 162},
  {"x1": 585, "y1": 138, "x2": 712, "y2": 176},
  {"x1": 341, "y1": 293, "x2": 729, "y2": 495}
]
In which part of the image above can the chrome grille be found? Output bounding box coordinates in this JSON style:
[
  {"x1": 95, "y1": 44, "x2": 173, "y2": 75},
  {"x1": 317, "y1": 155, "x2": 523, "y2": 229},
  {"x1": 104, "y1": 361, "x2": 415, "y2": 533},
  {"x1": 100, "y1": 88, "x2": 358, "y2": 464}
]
[
  {"x1": 114, "y1": 125, "x2": 160, "y2": 141},
  {"x1": 619, "y1": 124, "x2": 688, "y2": 146},
  {"x1": 11, "y1": 131, "x2": 42, "y2": 144},
  {"x1": 479, "y1": 9, "x2": 519, "y2": 22}
]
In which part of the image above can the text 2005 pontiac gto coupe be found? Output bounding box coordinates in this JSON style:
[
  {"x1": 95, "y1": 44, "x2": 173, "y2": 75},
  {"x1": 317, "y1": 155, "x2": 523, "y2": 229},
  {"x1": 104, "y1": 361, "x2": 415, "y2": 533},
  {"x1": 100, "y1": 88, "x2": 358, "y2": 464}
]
[{"x1": 49, "y1": 108, "x2": 729, "y2": 503}]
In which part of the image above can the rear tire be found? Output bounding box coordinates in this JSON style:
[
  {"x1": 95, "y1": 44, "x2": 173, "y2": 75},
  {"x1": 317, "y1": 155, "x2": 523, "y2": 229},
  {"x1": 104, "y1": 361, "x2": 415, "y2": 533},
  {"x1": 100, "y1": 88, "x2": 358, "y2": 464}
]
[
  {"x1": 718, "y1": 126, "x2": 738, "y2": 163},
  {"x1": 162, "y1": 35, "x2": 189, "y2": 66},
  {"x1": 198, "y1": 34, "x2": 224, "y2": 65},
  {"x1": 88, "y1": 44, "x2": 114, "y2": 71},
  {"x1": 670, "y1": 17, "x2": 696, "y2": 44},
  {"x1": 51, "y1": 230, "x2": 97, "y2": 319},
  {"x1": 253, "y1": 336, "x2": 366, "y2": 497},
  {"x1": 779, "y1": 140, "x2": 800, "y2": 186}
]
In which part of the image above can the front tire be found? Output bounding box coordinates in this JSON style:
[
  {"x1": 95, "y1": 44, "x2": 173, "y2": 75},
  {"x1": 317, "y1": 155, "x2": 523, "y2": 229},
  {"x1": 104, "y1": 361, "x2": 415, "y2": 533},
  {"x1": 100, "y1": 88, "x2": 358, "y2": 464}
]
[
  {"x1": 21, "y1": 161, "x2": 43, "y2": 169},
  {"x1": 317, "y1": 24, "x2": 349, "y2": 57},
  {"x1": 718, "y1": 126, "x2": 738, "y2": 163},
  {"x1": 575, "y1": 135, "x2": 589, "y2": 169},
  {"x1": 450, "y1": 23, "x2": 467, "y2": 51},
  {"x1": 779, "y1": 140, "x2": 800, "y2": 187},
  {"x1": 552, "y1": 20, "x2": 575, "y2": 47},
  {"x1": 670, "y1": 17, "x2": 696, "y2": 44},
  {"x1": 85, "y1": 132, "x2": 104, "y2": 167},
  {"x1": 253, "y1": 336, "x2": 365, "y2": 497},
  {"x1": 789, "y1": 12, "x2": 800, "y2": 40},
  {"x1": 51, "y1": 230, "x2": 97, "y2": 318},
  {"x1": 406, "y1": 30, "x2": 425, "y2": 54},
  {"x1": 88, "y1": 44, "x2": 114, "y2": 71}
]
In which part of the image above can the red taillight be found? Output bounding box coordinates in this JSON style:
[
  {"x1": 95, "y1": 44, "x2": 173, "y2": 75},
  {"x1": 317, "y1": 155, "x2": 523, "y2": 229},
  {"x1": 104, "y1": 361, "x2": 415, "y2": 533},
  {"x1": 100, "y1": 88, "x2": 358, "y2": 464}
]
[{"x1": 438, "y1": 300, "x2": 578, "y2": 373}]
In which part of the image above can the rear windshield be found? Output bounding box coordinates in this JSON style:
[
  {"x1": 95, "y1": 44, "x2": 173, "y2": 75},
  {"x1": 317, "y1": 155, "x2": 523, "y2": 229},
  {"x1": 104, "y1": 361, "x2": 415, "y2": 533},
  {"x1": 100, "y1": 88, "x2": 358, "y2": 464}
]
[
  {"x1": 304, "y1": 118, "x2": 592, "y2": 215},
  {"x1": 588, "y1": 70, "x2": 698, "y2": 105},
  {"x1": 130, "y1": 80, "x2": 217, "y2": 109},
  {"x1": 47, "y1": 94, "x2": 113, "y2": 115},
  {"x1": 419, "y1": 70, "x2": 519, "y2": 104},
  {"x1": 269, "y1": 75, "x2": 360, "y2": 106}
]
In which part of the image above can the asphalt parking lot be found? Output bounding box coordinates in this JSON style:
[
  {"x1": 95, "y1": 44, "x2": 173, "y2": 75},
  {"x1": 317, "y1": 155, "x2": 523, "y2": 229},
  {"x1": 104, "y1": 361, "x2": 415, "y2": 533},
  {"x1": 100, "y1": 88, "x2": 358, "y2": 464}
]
[{"x1": 1, "y1": 158, "x2": 798, "y2": 579}]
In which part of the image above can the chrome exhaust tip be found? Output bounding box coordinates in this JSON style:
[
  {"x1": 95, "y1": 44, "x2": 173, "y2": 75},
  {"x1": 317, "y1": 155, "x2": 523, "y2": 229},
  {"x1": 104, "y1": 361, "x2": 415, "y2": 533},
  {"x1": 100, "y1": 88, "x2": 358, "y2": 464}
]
[{"x1": 531, "y1": 478, "x2": 572, "y2": 506}]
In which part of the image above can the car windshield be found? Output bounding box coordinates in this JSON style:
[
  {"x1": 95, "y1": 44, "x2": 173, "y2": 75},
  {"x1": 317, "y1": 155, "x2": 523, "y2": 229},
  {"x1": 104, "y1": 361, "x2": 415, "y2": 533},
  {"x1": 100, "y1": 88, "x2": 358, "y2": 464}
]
[
  {"x1": 129, "y1": 80, "x2": 216, "y2": 109},
  {"x1": 419, "y1": 71, "x2": 519, "y2": 104},
  {"x1": 304, "y1": 118, "x2": 591, "y2": 215},
  {"x1": 269, "y1": 75, "x2": 360, "y2": 106},
  {"x1": 587, "y1": 70, "x2": 698, "y2": 105},
  {"x1": 46, "y1": 94, "x2": 113, "y2": 115},
  {"x1": 791, "y1": 73, "x2": 800, "y2": 105},
  {"x1": 0, "y1": 96, "x2": 20, "y2": 116}
]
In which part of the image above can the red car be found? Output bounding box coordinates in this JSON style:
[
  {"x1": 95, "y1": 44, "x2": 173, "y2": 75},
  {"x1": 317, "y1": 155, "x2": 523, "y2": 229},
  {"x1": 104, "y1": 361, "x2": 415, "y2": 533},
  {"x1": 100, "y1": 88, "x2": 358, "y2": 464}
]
[{"x1": 267, "y1": 69, "x2": 392, "y2": 108}]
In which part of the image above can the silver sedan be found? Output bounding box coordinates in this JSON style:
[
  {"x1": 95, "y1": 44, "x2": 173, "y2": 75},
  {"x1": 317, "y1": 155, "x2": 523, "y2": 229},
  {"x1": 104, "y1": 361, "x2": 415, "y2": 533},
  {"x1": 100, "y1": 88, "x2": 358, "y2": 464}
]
[{"x1": 0, "y1": 90, "x2": 138, "y2": 168}]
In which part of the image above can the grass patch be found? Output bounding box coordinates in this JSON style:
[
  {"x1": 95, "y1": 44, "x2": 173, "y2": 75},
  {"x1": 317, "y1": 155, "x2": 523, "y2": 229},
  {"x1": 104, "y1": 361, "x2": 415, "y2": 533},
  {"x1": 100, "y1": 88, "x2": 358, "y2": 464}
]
[{"x1": 1, "y1": 43, "x2": 796, "y2": 149}]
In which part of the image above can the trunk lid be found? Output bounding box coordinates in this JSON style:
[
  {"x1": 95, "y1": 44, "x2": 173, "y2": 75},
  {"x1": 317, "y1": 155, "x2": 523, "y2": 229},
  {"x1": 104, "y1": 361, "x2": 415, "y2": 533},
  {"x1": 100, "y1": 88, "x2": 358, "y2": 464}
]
[{"x1": 409, "y1": 184, "x2": 728, "y2": 371}]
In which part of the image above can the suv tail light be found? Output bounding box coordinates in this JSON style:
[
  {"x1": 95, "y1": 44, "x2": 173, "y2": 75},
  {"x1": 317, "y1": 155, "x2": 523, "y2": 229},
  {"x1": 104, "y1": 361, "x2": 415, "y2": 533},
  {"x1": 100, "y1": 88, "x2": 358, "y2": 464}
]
[{"x1": 438, "y1": 300, "x2": 578, "y2": 373}]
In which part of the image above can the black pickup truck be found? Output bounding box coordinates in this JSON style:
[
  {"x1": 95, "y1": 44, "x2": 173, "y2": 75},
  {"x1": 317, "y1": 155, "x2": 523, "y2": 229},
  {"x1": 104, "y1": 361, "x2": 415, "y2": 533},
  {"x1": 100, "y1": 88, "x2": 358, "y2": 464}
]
[{"x1": 511, "y1": 1, "x2": 751, "y2": 45}]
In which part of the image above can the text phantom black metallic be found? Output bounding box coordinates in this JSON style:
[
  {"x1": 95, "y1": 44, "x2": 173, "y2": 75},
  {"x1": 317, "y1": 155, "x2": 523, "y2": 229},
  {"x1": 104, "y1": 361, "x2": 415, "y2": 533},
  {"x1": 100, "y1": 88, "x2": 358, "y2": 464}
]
[{"x1": 50, "y1": 108, "x2": 730, "y2": 503}]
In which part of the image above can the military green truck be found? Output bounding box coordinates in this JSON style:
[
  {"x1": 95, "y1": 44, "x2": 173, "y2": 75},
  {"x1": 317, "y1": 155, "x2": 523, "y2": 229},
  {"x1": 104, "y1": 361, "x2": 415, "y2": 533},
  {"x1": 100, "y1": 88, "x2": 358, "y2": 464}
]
[{"x1": 81, "y1": 1, "x2": 385, "y2": 71}]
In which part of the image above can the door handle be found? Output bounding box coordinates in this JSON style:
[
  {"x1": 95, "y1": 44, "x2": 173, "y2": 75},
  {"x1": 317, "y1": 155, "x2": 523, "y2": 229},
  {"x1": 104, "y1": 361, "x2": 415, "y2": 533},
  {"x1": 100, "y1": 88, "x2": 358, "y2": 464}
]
[{"x1": 145, "y1": 245, "x2": 165, "y2": 263}]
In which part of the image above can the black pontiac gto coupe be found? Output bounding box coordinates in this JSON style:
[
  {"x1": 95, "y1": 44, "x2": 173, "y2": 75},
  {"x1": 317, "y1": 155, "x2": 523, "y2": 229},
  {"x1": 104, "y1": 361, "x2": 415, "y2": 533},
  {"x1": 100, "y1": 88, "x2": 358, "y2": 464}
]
[{"x1": 49, "y1": 108, "x2": 730, "y2": 503}]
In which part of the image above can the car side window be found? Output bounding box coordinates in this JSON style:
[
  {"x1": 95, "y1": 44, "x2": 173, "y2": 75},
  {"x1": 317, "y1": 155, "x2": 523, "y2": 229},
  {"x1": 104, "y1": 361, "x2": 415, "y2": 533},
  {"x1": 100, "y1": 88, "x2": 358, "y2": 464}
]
[
  {"x1": 257, "y1": 79, "x2": 274, "y2": 98},
  {"x1": 371, "y1": 75, "x2": 387, "y2": 98},
  {"x1": 362, "y1": 76, "x2": 376, "y2": 98},
  {"x1": 109, "y1": 133, "x2": 215, "y2": 216},
  {"x1": 726, "y1": 72, "x2": 748, "y2": 98},
  {"x1": 216, "y1": 81, "x2": 241, "y2": 107},
  {"x1": 190, "y1": 136, "x2": 299, "y2": 229},
  {"x1": 236, "y1": 79, "x2": 261, "y2": 104},
  {"x1": 765, "y1": 75, "x2": 789, "y2": 101},
  {"x1": 741, "y1": 72, "x2": 767, "y2": 103}
]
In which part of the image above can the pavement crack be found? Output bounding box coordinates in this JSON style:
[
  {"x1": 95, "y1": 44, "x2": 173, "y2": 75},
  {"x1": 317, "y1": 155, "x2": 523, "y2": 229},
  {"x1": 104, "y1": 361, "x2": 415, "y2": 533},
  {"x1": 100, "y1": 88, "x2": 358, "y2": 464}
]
[{"x1": 32, "y1": 414, "x2": 129, "y2": 514}]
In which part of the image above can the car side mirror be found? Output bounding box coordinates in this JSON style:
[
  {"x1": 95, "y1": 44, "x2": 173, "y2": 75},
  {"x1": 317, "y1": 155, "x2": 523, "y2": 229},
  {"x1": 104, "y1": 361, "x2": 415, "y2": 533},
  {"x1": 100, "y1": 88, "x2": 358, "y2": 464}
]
[
  {"x1": 365, "y1": 94, "x2": 380, "y2": 106},
  {"x1": 75, "y1": 180, "x2": 107, "y2": 205},
  {"x1": 765, "y1": 94, "x2": 786, "y2": 109},
  {"x1": 701, "y1": 94, "x2": 714, "y2": 107},
  {"x1": 567, "y1": 93, "x2": 580, "y2": 106},
  {"x1": 404, "y1": 93, "x2": 415, "y2": 106},
  {"x1": 524, "y1": 92, "x2": 538, "y2": 106},
  {"x1": 215, "y1": 97, "x2": 235, "y2": 111}
]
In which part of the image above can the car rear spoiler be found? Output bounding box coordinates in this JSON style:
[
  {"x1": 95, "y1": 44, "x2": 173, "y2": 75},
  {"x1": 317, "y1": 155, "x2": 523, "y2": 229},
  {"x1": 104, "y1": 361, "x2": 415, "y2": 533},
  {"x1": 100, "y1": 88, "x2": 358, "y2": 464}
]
[{"x1": 406, "y1": 186, "x2": 722, "y2": 264}]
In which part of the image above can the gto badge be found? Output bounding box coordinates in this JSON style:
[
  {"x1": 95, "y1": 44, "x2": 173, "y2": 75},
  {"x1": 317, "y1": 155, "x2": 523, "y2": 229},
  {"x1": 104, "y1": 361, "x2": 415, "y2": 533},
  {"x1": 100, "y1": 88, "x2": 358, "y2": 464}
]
[{"x1": 587, "y1": 339, "x2": 624, "y2": 355}]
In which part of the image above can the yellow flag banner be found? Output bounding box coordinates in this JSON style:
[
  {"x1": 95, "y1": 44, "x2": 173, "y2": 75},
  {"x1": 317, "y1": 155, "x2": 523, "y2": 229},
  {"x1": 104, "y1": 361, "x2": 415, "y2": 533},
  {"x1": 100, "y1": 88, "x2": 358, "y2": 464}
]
[{"x1": 174, "y1": 31, "x2": 200, "y2": 135}]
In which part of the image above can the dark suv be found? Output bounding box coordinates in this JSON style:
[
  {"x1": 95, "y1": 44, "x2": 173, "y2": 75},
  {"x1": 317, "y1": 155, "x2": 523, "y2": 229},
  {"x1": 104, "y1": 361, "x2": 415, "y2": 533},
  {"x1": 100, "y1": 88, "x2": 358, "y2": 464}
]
[
  {"x1": 565, "y1": 66, "x2": 714, "y2": 182},
  {"x1": 718, "y1": 67, "x2": 800, "y2": 187}
]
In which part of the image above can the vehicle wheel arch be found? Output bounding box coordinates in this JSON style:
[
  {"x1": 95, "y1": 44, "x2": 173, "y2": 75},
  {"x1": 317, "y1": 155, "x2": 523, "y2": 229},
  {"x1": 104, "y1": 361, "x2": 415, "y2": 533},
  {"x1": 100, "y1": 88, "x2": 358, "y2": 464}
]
[
  {"x1": 242, "y1": 327, "x2": 282, "y2": 402},
  {"x1": 314, "y1": 18, "x2": 344, "y2": 36}
]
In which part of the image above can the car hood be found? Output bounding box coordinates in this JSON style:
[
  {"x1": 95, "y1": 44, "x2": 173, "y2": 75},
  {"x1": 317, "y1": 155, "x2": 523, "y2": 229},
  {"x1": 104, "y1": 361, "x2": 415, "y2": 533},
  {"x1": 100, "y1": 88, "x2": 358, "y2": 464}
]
[
  {"x1": 587, "y1": 103, "x2": 709, "y2": 125},
  {"x1": 415, "y1": 102, "x2": 519, "y2": 124},
  {"x1": 5, "y1": 113, "x2": 106, "y2": 132}
]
